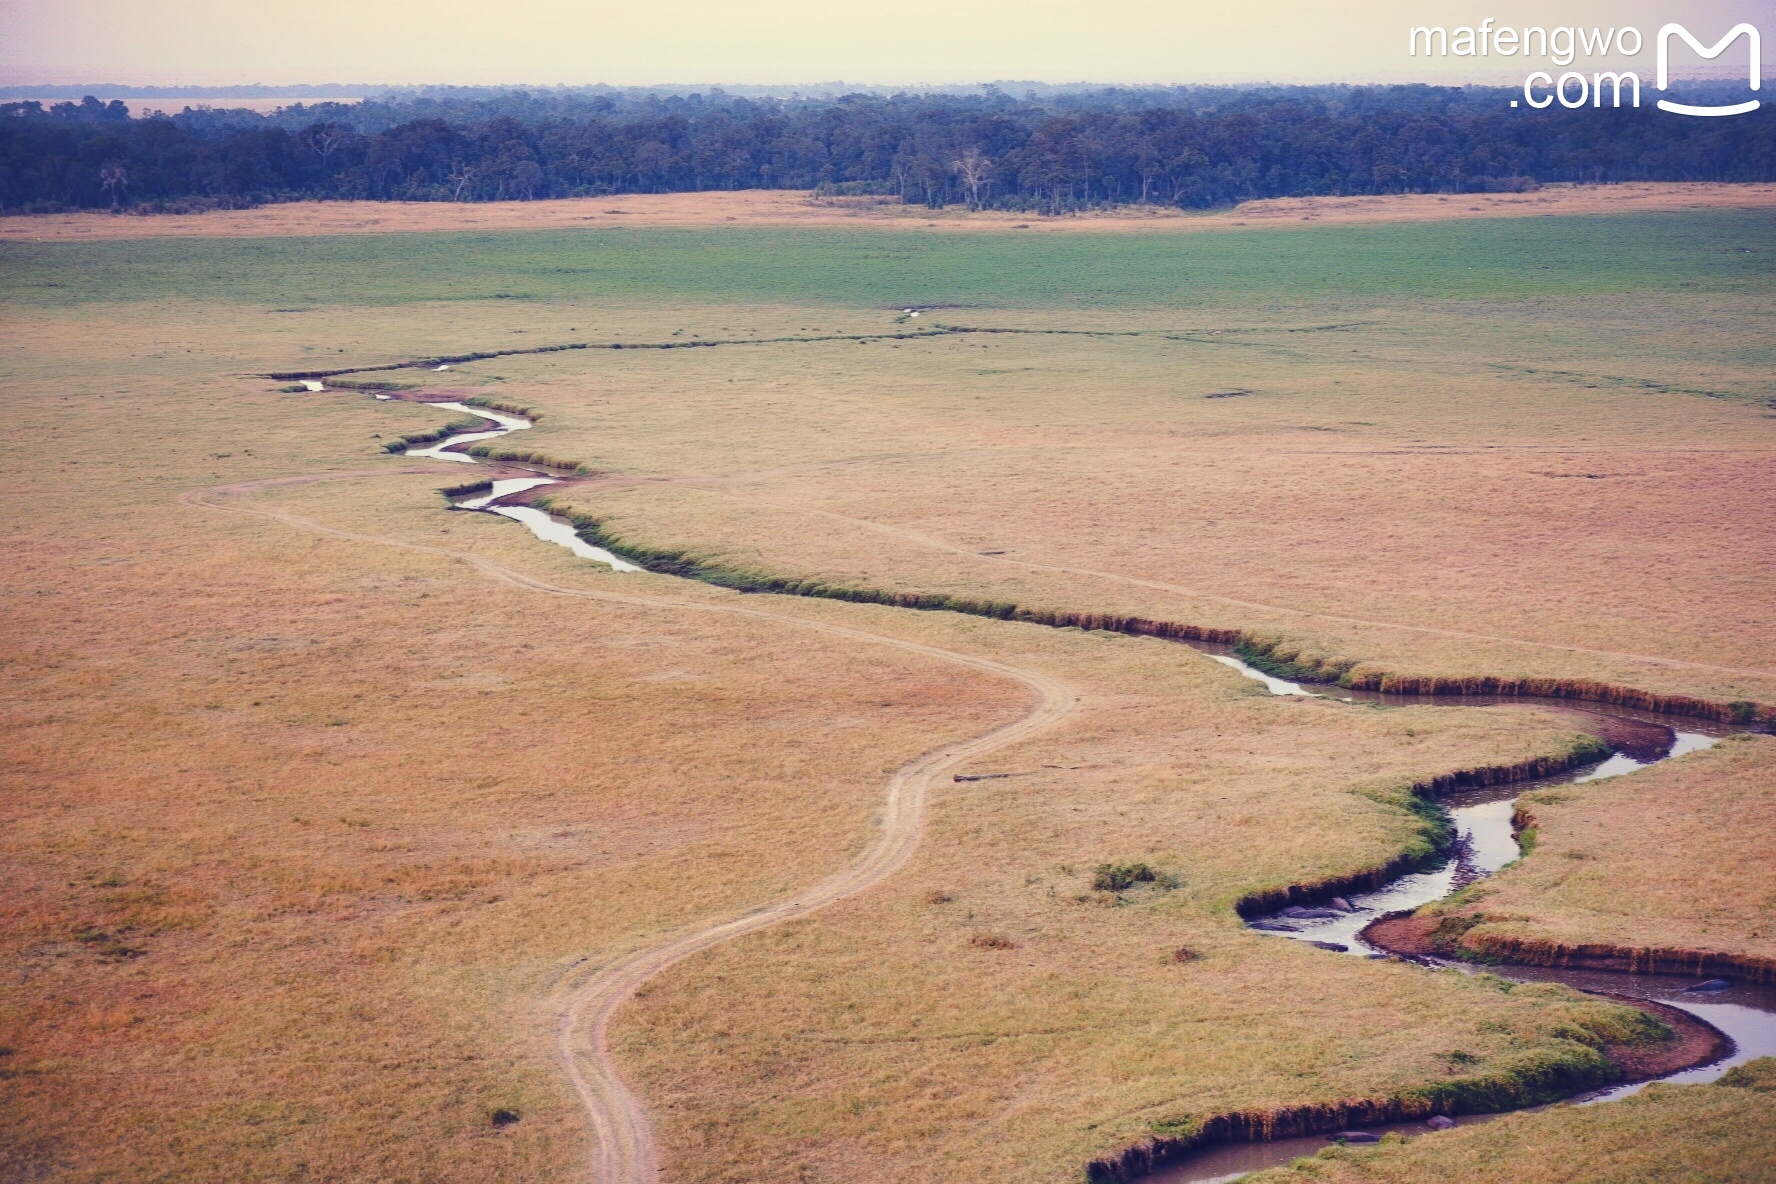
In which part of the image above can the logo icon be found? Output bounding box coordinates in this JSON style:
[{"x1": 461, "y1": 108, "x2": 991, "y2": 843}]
[{"x1": 1657, "y1": 23, "x2": 1761, "y2": 116}]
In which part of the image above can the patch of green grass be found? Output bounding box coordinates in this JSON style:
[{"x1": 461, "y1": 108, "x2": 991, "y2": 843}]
[
  {"x1": 1719, "y1": 1056, "x2": 1776, "y2": 1091},
  {"x1": 5, "y1": 213, "x2": 1773, "y2": 311},
  {"x1": 386, "y1": 415, "x2": 490, "y2": 452},
  {"x1": 325, "y1": 377, "x2": 419, "y2": 391}
]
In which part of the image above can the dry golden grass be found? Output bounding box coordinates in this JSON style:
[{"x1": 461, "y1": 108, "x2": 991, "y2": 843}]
[
  {"x1": 608, "y1": 607, "x2": 1655, "y2": 1179},
  {"x1": 1239, "y1": 1070, "x2": 1776, "y2": 1184},
  {"x1": 3, "y1": 205, "x2": 1773, "y2": 1182},
  {"x1": 462, "y1": 296, "x2": 1776, "y2": 706},
  {"x1": 4, "y1": 182, "x2": 1775, "y2": 242},
  {"x1": 0, "y1": 298, "x2": 1683, "y2": 1183},
  {"x1": 0, "y1": 305, "x2": 1032, "y2": 1181},
  {"x1": 1440, "y1": 734, "x2": 1776, "y2": 966}
]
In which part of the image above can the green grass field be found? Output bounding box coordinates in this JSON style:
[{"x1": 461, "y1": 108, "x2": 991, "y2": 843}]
[{"x1": 7, "y1": 211, "x2": 1776, "y2": 314}]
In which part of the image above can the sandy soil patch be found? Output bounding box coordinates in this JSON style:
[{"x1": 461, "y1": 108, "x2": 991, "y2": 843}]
[{"x1": 5, "y1": 182, "x2": 1776, "y2": 242}]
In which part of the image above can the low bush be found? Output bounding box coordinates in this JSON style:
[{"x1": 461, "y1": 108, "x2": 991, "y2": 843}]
[{"x1": 1092, "y1": 862, "x2": 1180, "y2": 892}]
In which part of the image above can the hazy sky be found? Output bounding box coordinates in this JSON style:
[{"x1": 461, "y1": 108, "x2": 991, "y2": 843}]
[{"x1": 0, "y1": 0, "x2": 1766, "y2": 87}]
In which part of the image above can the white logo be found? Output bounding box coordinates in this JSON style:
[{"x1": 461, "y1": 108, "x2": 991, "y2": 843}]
[
  {"x1": 1657, "y1": 23, "x2": 1760, "y2": 116},
  {"x1": 1406, "y1": 20, "x2": 1764, "y2": 116}
]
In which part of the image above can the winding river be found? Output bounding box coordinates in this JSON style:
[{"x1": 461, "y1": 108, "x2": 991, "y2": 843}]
[
  {"x1": 359, "y1": 389, "x2": 1772, "y2": 1184},
  {"x1": 380, "y1": 397, "x2": 643, "y2": 572},
  {"x1": 1154, "y1": 650, "x2": 1776, "y2": 1184}
]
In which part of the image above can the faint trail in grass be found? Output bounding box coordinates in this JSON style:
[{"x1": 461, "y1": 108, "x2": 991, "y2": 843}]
[
  {"x1": 255, "y1": 321, "x2": 1365, "y2": 380},
  {"x1": 675, "y1": 487, "x2": 1776, "y2": 682},
  {"x1": 183, "y1": 471, "x2": 1078, "y2": 1184}
]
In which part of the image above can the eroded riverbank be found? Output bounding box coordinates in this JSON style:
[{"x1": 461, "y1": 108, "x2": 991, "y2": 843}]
[{"x1": 1122, "y1": 661, "x2": 1773, "y2": 1184}]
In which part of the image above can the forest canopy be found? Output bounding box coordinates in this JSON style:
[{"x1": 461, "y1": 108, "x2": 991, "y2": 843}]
[{"x1": 3, "y1": 83, "x2": 1771, "y2": 214}]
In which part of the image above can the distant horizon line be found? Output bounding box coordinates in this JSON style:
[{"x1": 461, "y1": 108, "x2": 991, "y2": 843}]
[{"x1": 0, "y1": 73, "x2": 1751, "y2": 97}]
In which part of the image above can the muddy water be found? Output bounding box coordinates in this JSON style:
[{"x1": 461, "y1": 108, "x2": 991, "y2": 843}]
[
  {"x1": 1144, "y1": 652, "x2": 1774, "y2": 1183},
  {"x1": 1146, "y1": 976, "x2": 1776, "y2": 1184},
  {"x1": 1145, "y1": 1113, "x2": 1503, "y2": 1184}
]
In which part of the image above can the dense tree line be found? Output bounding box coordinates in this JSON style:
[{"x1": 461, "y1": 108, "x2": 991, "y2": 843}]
[{"x1": 2, "y1": 84, "x2": 1771, "y2": 214}]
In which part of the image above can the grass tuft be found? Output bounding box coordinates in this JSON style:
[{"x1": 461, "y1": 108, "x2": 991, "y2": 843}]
[
  {"x1": 1092, "y1": 862, "x2": 1180, "y2": 892},
  {"x1": 1719, "y1": 1057, "x2": 1776, "y2": 1091}
]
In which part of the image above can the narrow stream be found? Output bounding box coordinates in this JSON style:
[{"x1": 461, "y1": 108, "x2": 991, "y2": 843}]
[
  {"x1": 1145, "y1": 650, "x2": 1775, "y2": 1184},
  {"x1": 404, "y1": 401, "x2": 532, "y2": 462},
  {"x1": 456, "y1": 476, "x2": 642, "y2": 572},
  {"x1": 337, "y1": 389, "x2": 1769, "y2": 1182},
  {"x1": 375, "y1": 397, "x2": 642, "y2": 571}
]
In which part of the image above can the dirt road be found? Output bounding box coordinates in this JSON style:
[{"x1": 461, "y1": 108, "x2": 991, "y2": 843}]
[{"x1": 184, "y1": 471, "x2": 1078, "y2": 1183}]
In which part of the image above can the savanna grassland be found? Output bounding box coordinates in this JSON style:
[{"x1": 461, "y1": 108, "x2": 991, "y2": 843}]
[{"x1": 2, "y1": 194, "x2": 1774, "y2": 1183}]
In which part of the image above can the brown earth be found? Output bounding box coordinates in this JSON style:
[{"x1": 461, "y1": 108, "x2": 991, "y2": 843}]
[
  {"x1": 1365, "y1": 912, "x2": 1485, "y2": 961},
  {"x1": 1597, "y1": 996, "x2": 1731, "y2": 1082},
  {"x1": 1544, "y1": 709, "x2": 1675, "y2": 753},
  {"x1": 5, "y1": 182, "x2": 1776, "y2": 241}
]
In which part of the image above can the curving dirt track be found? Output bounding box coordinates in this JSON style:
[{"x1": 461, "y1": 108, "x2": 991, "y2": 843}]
[{"x1": 182, "y1": 470, "x2": 1078, "y2": 1184}]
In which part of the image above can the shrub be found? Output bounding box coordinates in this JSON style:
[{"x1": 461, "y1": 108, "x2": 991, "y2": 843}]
[
  {"x1": 1092, "y1": 862, "x2": 1179, "y2": 892},
  {"x1": 969, "y1": 933, "x2": 1016, "y2": 950}
]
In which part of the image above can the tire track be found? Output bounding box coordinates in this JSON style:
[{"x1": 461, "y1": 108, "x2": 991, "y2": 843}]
[{"x1": 183, "y1": 472, "x2": 1077, "y2": 1184}]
